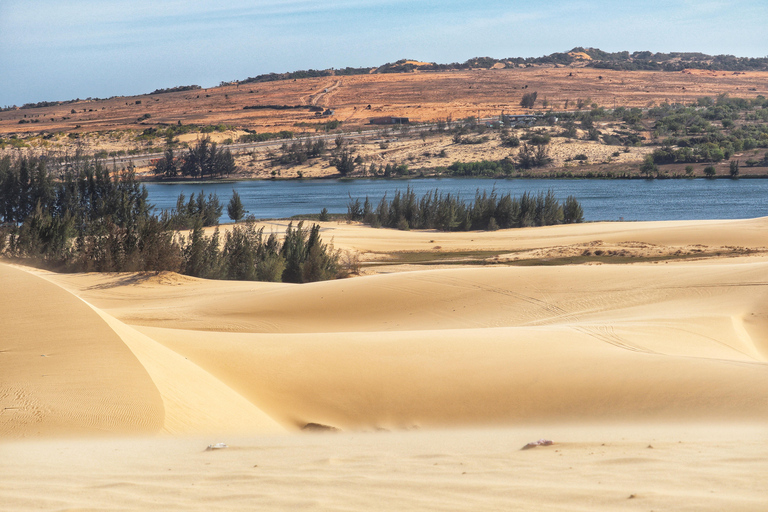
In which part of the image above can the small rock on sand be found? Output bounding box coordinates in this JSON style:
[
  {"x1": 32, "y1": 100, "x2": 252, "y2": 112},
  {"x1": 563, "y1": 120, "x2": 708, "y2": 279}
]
[
  {"x1": 302, "y1": 423, "x2": 340, "y2": 432},
  {"x1": 521, "y1": 439, "x2": 554, "y2": 450}
]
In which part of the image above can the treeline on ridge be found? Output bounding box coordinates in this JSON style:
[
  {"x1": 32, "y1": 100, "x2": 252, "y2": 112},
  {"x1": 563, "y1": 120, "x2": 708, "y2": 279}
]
[
  {"x1": 230, "y1": 48, "x2": 768, "y2": 88},
  {"x1": 346, "y1": 188, "x2": 583, "y2": 231},
  {"x1": 236, "y1": 66, "x2": 374, "y2": 85},
  {"x1": 149, "y1": 85, "x2": 202, "y2": 95},
  {"x1": 0, "y1": 155, "x2": 341, "y2": 283},
  {"x1": 6, "y1": 49, "x2": 766, "y2": 111}
]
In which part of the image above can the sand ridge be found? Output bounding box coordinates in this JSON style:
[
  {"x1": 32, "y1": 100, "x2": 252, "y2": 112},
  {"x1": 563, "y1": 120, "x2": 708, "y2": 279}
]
[
  {"x1": 0, "y1": 264, "x2": 163, "y2": 437},
  {"x1": 0, "y1": 264, "x2": 282, "y2": 437}
]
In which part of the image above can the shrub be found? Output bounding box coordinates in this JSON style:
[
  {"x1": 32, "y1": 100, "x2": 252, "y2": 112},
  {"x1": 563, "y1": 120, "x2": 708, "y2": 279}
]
[
  {"x1": 520, "y1": 91, "x2": 538, "y2": 108},
  {"x1": 527, "y1": 133, "x2": 550, "y2": 145},
  {"x1": 729, "y1": 160, "x2": 740, "y2": 177},
  {"x1": 640, "y1": 155, "x2": 658, "y2": 176},
  {"x1": 331, "y1": 149, "x2": 356, "y2": 176}
]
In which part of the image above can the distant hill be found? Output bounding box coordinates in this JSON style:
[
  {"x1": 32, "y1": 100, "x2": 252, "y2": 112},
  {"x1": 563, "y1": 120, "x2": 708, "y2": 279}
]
[
  {"x1": 4, "y1": 48, "x2": 767, "y2": 112},
  {"x1": 234, "y1": 48, "x2": 768, "y2": 85}
]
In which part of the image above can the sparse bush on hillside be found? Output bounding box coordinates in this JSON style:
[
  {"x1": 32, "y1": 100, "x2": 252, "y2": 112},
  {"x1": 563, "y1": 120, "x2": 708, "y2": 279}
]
[
  {"x1": 521, "y1": 91, "x2": 538, "y2": 109},
  {"x1": 274, "y1": 139, "x2": 326, "y2": 165},
  {"x1": 517, "y1": 143, "x2": 551, "y2": 169},
  {"x1": 501, "y1": 134, "x2": 520, "y2": 147},
  {"x1": 238, "y1": 130, "x2": 294, "y2": 143},
  {"x1": 330, "y1": 149, "x2": 356, "y2": 176}
]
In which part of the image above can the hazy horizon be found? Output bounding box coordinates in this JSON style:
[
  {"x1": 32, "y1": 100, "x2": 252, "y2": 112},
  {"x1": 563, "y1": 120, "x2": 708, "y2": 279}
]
[{"x1": 2, "y1": 0, "x2": 767, "y2": 107}]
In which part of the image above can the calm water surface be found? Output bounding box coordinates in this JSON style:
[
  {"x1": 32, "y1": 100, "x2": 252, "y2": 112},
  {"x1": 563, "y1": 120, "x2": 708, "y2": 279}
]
[{"x1": 143, "y1": 178, "x2": 768, "y2": 223}]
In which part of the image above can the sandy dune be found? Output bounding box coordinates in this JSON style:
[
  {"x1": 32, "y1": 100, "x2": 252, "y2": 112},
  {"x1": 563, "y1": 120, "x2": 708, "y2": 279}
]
[
  {"x1": 2, "y1": 217, "x2": 767, "y2": 510},
  {"x1": 0, "y1": 264, "x2": 164, "y2": 437},
  {"x1": 29, "y1": 258, "x2": 768, "y2": 432},
  {"x1": 317, "y1": 215, "x2": 768, "y2": 254},
  {"x1": 4, "y1": 217, "x2": 768, "y2": 431}
]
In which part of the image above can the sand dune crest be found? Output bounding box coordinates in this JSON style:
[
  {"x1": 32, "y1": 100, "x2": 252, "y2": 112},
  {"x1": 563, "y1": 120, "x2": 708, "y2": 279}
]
[{"x1": 0, "y1": 264, "x2": 163, "y2": 437}]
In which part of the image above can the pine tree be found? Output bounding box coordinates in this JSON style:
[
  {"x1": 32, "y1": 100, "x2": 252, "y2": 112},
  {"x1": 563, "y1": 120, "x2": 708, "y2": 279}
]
[
  {"x1": 541, "y1": 189, "x2": 564, "y2": 225},
  {"x1": 333, "y1": 150, "x2": 356, "y2": 176},
  {"x1": 563, "y1": 196, "x2": 584, "y2": 224},
  {"x1": 227, "y1": 190, "x2": 245, "y2": 223}
]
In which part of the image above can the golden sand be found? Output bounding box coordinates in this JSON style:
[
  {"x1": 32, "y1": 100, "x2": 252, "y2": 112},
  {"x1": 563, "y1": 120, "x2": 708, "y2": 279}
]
[{"x1": 2, "y1": 217, "x2": 767, "y2": 510}]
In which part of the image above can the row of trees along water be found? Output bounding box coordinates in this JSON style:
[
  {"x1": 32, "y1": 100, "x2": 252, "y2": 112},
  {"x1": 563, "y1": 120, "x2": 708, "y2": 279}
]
[
  {"x1": 345, "y1": 188, "x2": 583, "y2": 231},
  {"x1": 0, "y1": 155, "x2": 340, "y2": 282},
  {"x1": 1, "y1": 156, "x2": 586, "y2": 280}
]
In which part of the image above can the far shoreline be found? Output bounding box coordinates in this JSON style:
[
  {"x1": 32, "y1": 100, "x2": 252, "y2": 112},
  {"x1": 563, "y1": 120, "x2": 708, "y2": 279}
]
[{"x1": 137, "y1": 173, "x2": 768, "y2": 183}]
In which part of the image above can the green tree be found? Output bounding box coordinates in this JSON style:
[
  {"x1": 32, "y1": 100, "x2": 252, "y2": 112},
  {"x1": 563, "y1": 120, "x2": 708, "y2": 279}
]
[
  {"x1": 14, "y1": 203, "x2": 75, "y2": 261},
  {"x1": 221, "y1": 224, "x2": 257, "y2": 280},
  {"x1": 227, "y1": 190, "x2": 245, "y2": 222},
  {"x1": 563, "y1": 196, "x2": 584, "y2": 224},
  {"x1": 704, "y1": 165, "x2": 717, "y2": 178},
  {"x1": 181, "y1": 137, "x2": 233, "y2": 178},
  {"x1": 215, "y1": 148, "x2": 236, "y2": 177},
  {"x1": 155, "y1": 148, "x2": 178, "y2": 177},
  {"x1": 256, "y1": 249, "x2": 285, "y2": 282},
  {"x1": 183, "y1": 222, "x2": 222, "y2": 278},
  {"x1": 640, "y1": 155, "x2": 658, "y2": 176},
  {"x1": 280, "y1": 221, "x2": 338, "y2": 283},
  {"x1": 181, "y1": 137, "x2": 209, "y2": 178},
  {"x1": 332, "y1": 149, "x2": 356, "y2": 176},
  {"x1": 729, "y1": 160, "x2": 740, "y2": 177},
  {"x1": 281, "y1": 221, "x2": 308, "y2": 283},
  {"x1": 540, "y1": 189, "x2": 564, "y2": 225}
]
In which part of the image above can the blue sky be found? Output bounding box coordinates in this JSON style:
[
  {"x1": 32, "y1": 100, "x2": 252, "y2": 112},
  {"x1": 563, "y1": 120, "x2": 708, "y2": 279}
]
[{"x1": 1, "y1": 0, "x2": 766, "y2": 106}]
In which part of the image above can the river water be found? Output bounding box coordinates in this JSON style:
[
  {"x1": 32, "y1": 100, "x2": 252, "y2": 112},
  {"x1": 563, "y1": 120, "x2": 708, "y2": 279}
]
[{"x1": 143, "y1": 178, "x2": 768, "y2": 223}]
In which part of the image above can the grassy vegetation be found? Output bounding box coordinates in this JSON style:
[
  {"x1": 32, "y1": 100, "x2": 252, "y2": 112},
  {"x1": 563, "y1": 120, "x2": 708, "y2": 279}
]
[
  {"x1": 368, "y1": 249, "x2": 510, "y2": 265},
  {"x1": 362, "y1": 246, "x2": 760, "y2": 269}
]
